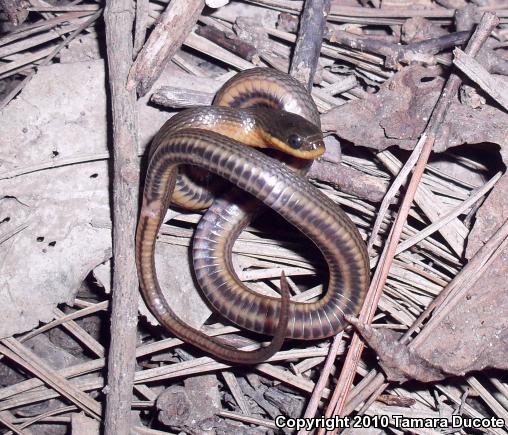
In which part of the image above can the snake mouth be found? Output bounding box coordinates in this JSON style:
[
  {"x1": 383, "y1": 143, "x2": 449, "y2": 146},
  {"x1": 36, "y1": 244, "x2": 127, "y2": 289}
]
[{"x1": 267, "y1": 135, "x2": 325, "y2": 159}]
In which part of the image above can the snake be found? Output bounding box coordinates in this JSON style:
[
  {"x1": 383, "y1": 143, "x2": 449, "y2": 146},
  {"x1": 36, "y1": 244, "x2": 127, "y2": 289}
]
[{"x1": 136, "y1": 68, "x2": 370, "y2": 363}]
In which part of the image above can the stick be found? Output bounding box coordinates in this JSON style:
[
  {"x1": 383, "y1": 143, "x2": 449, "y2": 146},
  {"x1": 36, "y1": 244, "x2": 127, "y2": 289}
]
[
  {"x1": 307, "y1": 162, "x2": 387, "y2": 203},
  {"x1": 297, "y1": 333, "x2": 343, "y2": 435},
  {"x1": 103, "y1": 0, "x2": 140, "y2": 433},
  {"x1": 127, "y1": 0, "x2": 205, "y2": 96},
  {"x1": 327, "y1": 29, "x2": 472, "y2": 68},
  {"x1": 0, "y1": 338, "x2": 101, "y2": 419},
  {"x1": 289, "y1": 0, "x2": 330, "y2": 89},
  {"x1": 453, "y1": 48, "x2": 508, "y2": 111},
  {"x1": 151, "y1": 86, "x2": 215, "y2": 108},
  {"x1": 133, "y1": 0, "x2": 149, "y2": 57},
  {"x1": 196, "y1": 25, "x2": 259, "y2": 62}
]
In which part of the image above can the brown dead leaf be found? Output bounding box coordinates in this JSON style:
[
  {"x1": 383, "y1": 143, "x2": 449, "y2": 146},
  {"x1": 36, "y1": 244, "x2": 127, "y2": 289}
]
[
  {"x1": 415, "y1": 257, "x2": 508, "y2": 375},
  {"x1": 321, "y1": 64, "x2": 508, "y2": 153},
  {"x1": 376, "y1": 394, "x2": 416, "y2": 407},
  {"x1": 467, "y1": 175, "x2": 508, "y2": 258},
  {"x1": 402, "y1": 174, "x2": 508, "y2": 377},
  {"x1": 157, "y1": 374, "x2": 222, "y2": 433},
  {"x1": 346, "y1": 317, "x2": 448, "y2": 383},
  {"x1": 416, "y1": 173, "x2": 508, "y2": 375}
]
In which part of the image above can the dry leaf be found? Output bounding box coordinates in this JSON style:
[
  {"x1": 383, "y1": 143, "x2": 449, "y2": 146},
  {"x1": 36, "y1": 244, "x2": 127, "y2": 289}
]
[
  {"x1": 321, "y1": 65, "x2": 508, "y2": 153},
  {"x1": 0, "y1": 60, "x2": 169, "y2": 337}
]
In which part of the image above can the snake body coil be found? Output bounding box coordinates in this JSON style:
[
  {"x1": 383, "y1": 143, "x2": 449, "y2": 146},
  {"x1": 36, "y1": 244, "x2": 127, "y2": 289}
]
[{"x1": 136, "y1": 68, "x2": 369, "y2": 363}]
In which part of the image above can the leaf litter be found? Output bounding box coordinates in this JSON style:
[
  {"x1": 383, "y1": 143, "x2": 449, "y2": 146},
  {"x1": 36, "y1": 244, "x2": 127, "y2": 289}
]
[{"x1": 0, "y1": 0, "x2": 507, "y2": 433}]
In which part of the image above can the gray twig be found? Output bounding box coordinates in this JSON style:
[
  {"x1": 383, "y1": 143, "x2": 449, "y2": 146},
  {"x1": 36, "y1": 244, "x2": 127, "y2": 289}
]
[
  {"x1": 196, "y1": 25, "x2": 259, "y2": 62},
  {"x1": 133, "y1": 0, "x2": 149, "y2": 57},
  {"x1": 327, "y1": 29, "x2": 472, "y2": 68},
  {"x1": 289, "y1": 0, "x2": 331, "y2": 89},
  {"x1": 127, "y1": 0, "x2": 205, "y2": 97},
  {"x1": 103, "y1": 0, "x2": 140, "y2": 433}
]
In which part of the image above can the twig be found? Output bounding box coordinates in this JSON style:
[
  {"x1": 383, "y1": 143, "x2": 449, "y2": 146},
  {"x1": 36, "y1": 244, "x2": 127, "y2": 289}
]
[
  {"x1": 377, "y1": 151, "x2": 468, "y2": 256},
  {"x1": 327, "y1": 30, "x2": 472, "y2": 68},
  {"x1": 127, "y1": 0, "x2": 205, "y2": 96},
  {"x1": 367, "y1": 148, "x2": 424, "y2": 253},
  {"x1": 221, "y1": 372, "x2": 252, "y2": 415},
  {"x1": 408, "y1": 31, "x2": 472, "y2": 55},
  {"x1": 0, "y1": 338, "x2": 101, "y2": 419},
  {"x1": 0, "y1": 20, "x2": 86, "y2": 58},
  {"x1": 245, "y1": 1, "x2": 508, "y2": 24},
  {"x1": 320, "y1": 13, "x2": 500, "y2": 433},
  {"x1": 103, "y1": 0, "x2": 140, "y2": 433},
  {"x1": 0, "y1": 223, "x2": 28, "y2": 245},
  {"x1": 343, "y1": 371, "x2": 385, "y2": 415},
  {"x1": 19, "y1": 301, "x2": 109, "y2": 342},
  {"x1": 133, "y1": 0, "x2": 149, "y2": 57},
  {"x1": 4, "y1": 405, "x2": 77, "y2": 435},
  {"x1": 392, "y1": 172, "x2": 501, "y2": 257},
  {"x1": 453, "y1": 47, "x2": 508, "y2": 111},
  {"x1": 184, "y1": 31, "x2": 255, "y2": 70},
  {"x1": 196, "y1": 25, "x2": 258, "y2": 62},
  {"x1": 151, "y1": 86, "x2": 215, "y2": 108},
  {"x1": 0, "y1": 414, "x2": 23, "y2": 435},
  {"x1": 467, "y1": 376, "x2": 508, "y2": 424},
  {"x1": 0, "y1": 152, "x2": 110, "y2": 180},
  {"x1": 321, "y1": 74, "x2": 357, "y2": 95},
  {"x1": 51, "y1": 307, "x2": 105, "y2": 357},
  {"x1": 307, "y1": 161, "x2": 388, "y2": 203},
  {"x1": 0, "y1": 11, "x2": 93, "y2": 47},
  {"x1": 297, "y1": 333, "x2": 343, "y2": 435},
  {"x1": 0, "y1": 45, "x2": 55, "y2": 76},
  {"x1": 267, "y1": 25, "x2": 388, "y2": 81},
  {"x1": 289, "y1": 0, "x2": 330, "y2": 89},
  {"x1": 27, "y1": 5, "x2": 99, "y2": 12}
]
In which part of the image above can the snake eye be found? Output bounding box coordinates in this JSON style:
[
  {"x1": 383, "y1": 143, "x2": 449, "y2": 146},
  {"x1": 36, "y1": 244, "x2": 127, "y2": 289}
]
[{"x1": 288, "y1": 134, "x2": 303, "y2": 149}]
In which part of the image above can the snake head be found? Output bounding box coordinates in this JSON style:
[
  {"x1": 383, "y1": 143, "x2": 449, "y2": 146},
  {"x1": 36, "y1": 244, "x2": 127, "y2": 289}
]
[{"x1": 253, "y1": 108, "x2": 325, "y2": 159}]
